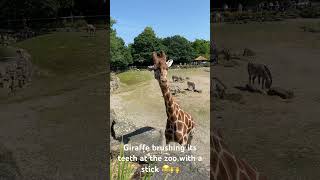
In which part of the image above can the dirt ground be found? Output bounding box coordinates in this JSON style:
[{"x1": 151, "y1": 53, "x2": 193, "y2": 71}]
[
  {"x1": 111, "y1": 68, "x2": 211, "y2": 172},
  {"x1": 0, "y1": 74, "x2": 107, "y2": 180},
  {"x1": 212, "y1": 19, "x2": 320, "y2": 179},
  {"x1": 0, "y1": 30, "x2": 108, "y2": 179}
]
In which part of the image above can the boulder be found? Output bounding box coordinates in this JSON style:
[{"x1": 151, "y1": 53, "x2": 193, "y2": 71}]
[
  {"x1": 109, "y1": 110, "x2": 210, "y2": 179},
  {"x1": 243, "y1": 48, "x2": 256, "y2": 56},
  {"x1": 267, "y1": 87, "x2": 294, "y2": 99},
  {"x1": 245, "y1": 84, "x2": 265, "y2": 94}
]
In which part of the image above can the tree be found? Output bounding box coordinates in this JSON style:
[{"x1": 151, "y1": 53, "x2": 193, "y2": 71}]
[
  {"x1": 162, "y1": 35, "x2": 196, "y2": 64},
  {"x1": 110, "y1": 17, "x2": 132, "y2": 70},
  {"x1": 131, "y1": 27, "x2": 165, "y2": 65},
  {"x1": 192, "y1": 39, "x2": 210, "y2": 59},
  {"x1": 0, "y1": 0, "x2": 106, "y2": 21}
]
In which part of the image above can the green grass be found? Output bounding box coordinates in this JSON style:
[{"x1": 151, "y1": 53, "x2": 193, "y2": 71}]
[
  {"x1": 0, "y1": 46, "x2": 18, "y2": 59},
  {"x1": 110, "y1": 142, "x2": 160, "y2": 180},
  {"x1": 301, "y1": 21, "x2": 320, "y2": 33},
  {"x1": 117, "y1": 70, "x2": 153, "y2": 86},
  {"x1": 117, "y1": 68, "x2": 207, "y2": 87},
  {"x1": 213, "y1": 19, "x2": 320, "y2": 49},
  {"x1": 12, "y1": 31, "x2": 106, "y2": 77}
]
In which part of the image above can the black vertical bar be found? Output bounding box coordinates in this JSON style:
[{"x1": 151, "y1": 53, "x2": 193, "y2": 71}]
[{"x1": 106, "y1": 0, "x2": 111, "y2": 179}]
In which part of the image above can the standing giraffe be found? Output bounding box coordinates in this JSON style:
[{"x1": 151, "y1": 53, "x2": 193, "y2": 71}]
[
  {"x1": 148, "y1": 51, "x2": 195, "y2": 148},
  {"x1": 211, "y1": 129, "x2": 267, "y2": 180},
  {"x1": 86, "y1": 24, "x2": 96, "y2": 36}
]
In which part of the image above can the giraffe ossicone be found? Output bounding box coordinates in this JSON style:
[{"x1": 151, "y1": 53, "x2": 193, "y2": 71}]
[{"x1": 150, "y1": 51, "x2": 196, "y2": 148}]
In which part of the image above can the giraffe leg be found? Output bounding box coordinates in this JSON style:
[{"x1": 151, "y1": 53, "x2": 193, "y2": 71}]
[{"x1": 252, "y1": 76, "x2": 256, "y2": 84}]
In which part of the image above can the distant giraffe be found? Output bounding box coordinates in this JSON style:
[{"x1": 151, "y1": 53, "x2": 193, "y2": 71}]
[
  {"x1": 211, "y1": 129, "x2": 267, "y2": 180},
  {"x1": 187, "y1": 81, "x2": 196, "y2": 91},
  {"x1": 148, "y1": 51, "x2": 195, "y2": 147},
  {"x1": 212, "y1": 77, "x2": 227, "y2": 99},
  {"x1": 86, "y1": 24, "x2": 96, "y2": 36},
  {"x1": 248, "y1": 62, "x2": 272, "y2": 89},
  {"x1": 172, "y1": 75, "x2": 179, "y2": 82}
]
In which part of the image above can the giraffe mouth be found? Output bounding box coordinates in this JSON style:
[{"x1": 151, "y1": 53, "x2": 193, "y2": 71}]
[{"x1": 160, "y1": 78, "x2": 167, "y2": 83}]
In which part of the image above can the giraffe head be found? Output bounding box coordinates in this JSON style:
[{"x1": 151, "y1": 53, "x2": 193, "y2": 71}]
[{"x1": 148, "y1": 51, "x2": 173, "y2": 83}]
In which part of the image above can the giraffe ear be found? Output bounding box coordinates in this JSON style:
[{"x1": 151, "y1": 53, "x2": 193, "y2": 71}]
[
  {"x1": 147, "y1": 65, "x2": 155, "y2": 71},
  {"x1": 166, "y1": 59, "x2": 173, "y2": 68}
]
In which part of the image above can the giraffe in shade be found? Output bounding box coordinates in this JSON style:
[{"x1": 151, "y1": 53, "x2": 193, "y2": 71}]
[
  {"x1": 211, "y1": 129, "x2": 267, "y2": 180},
  {"x1": 148, "y1": 51, "x2": 195, "y2": 148}
]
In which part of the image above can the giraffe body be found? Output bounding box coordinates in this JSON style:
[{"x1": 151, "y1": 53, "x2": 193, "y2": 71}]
[
  {"x1": 149, "y1": 51, "x2": 196, "y2": 147},
  {"x1": 212, "y1": 129, "x2": 267, "y2": 180}
]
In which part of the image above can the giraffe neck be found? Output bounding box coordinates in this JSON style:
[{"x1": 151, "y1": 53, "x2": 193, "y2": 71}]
[
  {"x1": 212, "y1": 130, "x2": 266, "y2": 180},
  {"x1": 158, "y1": 80, "x2": 175, "y2": 118}
]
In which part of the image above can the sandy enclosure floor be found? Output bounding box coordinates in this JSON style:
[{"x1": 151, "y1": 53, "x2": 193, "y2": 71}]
[
  {"x1": 111, "y1": 68, "x2": 211, "y2": 170},
  {"x1": 0, "y1": 75, "x2": 107, "y2": 180},
  {"x1": 212, "y1": 19, "x2": 320, "y2": 179}
]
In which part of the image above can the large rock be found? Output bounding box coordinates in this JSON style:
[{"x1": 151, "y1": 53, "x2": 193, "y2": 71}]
[
  {"x1": 268, "y1": 87, "x2": 294, "y2": 99},
  {"x1": 0, "y1": 48, "x2": 33, "y2": 94},
  {"x1": 245, "y1": 83, "x2": 265, "y2": 94},
  {"x1": 243, "y1": 48, "x2": 256, "y2": 56},
  {"x1": 109, "y1": 110, "x2": 210, "y2": 179}
]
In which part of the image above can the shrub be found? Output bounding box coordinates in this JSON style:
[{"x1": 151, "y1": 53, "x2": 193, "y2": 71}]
[{"x1": 300, "y1": 7, "x2": 320, "y2": 18}]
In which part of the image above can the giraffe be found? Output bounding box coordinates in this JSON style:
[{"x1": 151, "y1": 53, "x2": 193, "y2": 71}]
[
  {"x1": 211, "y1": 129, "x2": 267, "y2": 180},
  {"x1": 148, "y1": 51, "x2": 195, "y2": 148}
]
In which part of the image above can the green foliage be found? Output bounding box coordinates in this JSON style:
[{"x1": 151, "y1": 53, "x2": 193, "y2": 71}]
[
  {"x1": 162, "y1": 35, "x2": 196, "y2": 64},
  {"x1": 192, "y1": 39, "x2": 210, "y2": 59},
  {"x1": 0, "y1": 46, "x2": 18, "y2": 58},
  {"x1": 110, "y1": 143, "x2": 136, "y2": 180},
  {"x1": 110, "y1": 18, "x2": 133, "y2": 70},
  {"x1": 300, "y1": 7, "x2": 320, "y2": 18},
  {"x1": 62, "y1": 19, "x2": 87, "y2": 29},
  {"x1": 14, "y1": 31, "x2": 106, "y2": 76},
  {"x1": 117, "y1": 71, "x2": 152, "y2": 86},
  {"x1": 131, "y1": 27, "x2": 166, "y2": 65},
  {"x1": 0, "y1": 0, "x2": 105, "y2": 24},
  {"x1": 22, "y1": 0, "x2": 60, "y2": 18},
  {"x1": 110, "y1": 18, "x2": 117, "y2": 29},
  {"x1": 57, "y1": 0, "x2": 74, "y2": 9},
  {"x1": 110, "y1": 141, "x2": 159, "y2": 180}
]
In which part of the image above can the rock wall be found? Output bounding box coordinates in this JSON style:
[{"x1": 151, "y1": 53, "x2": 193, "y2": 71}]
[
  {"x1": 110, "y1": 73, "x2": 120, "y2": 93},
  {"x1": 0, "y1": 48, "x2": 33, "y2": 93}
]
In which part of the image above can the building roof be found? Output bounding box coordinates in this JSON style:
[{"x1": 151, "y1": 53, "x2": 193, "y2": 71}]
[{"x1": 194, "y1": 56, "x2": 208, "y2": 61}]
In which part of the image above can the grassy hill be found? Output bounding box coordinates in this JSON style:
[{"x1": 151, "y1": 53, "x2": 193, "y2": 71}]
[
  {"x1": 0, "y1": 30, "x2": 107, "y2": 102},
  {"x1": 0, "y1": 30, "x2": 108, "y2": 179},
  {"x1": 1, "y1": 30, "x2": 107, "y2": 78}
]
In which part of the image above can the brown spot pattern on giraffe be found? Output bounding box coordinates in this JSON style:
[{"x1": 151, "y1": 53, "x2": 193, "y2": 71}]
[
  {"x1": 212, "y1": 131, "x2": 267, "y2": 180},
  {"x1": 217, "y1": 160, "x2": 228, "y2": 180},
  {"x1": 222, "y1": 152, "x2": 238, "y2": 180}
]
